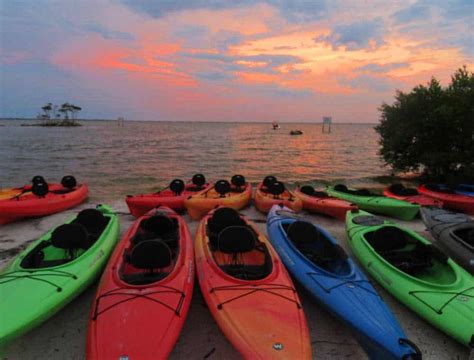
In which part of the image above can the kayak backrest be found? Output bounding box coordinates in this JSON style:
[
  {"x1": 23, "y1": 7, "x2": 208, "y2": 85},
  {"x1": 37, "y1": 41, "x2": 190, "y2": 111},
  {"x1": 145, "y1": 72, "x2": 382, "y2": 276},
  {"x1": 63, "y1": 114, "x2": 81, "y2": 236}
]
[
  {"x1": 218, "y1": 226, "x2": 256, "y2": 254},
  {"x1": 231, "y1": 174, "x2": 246, "y2": 187},
  {"x1": 299, "y1": 185, "x2": 315, "y2": 196},
  {"x1": 263, "y1": 175, "x2": 277, "y2": 188},
  {"x1": 192, "y1": 173, "x2": 206, "y2": 187},
  {"x1": 207, "y1": 208, "x2": 245, "y2": 249},
  {"x1": 268, "y1": 181, "x2": 285, "y2": 196},
  {"x1": 75, "y1": 209, "x2": 109, "y2": 237},
  {"x1": 215, "y1": 180, "x2": 231, "y2": 196},
  {"x1": 390, "y1": 183, "x2": 419, "y2": 196},
  {"x1": 61, "y1": 175, "x2": 77, "y2": 189},
  {"x1": 366, "y1": 226, "x2": 408, "y2": 252},
  {"x1": 169, "y1": 179, "x2": 185, "y2": 195},
  {"x1": 32, "y1": 181, "x2": 49, "y2": 197},
  {"x1": 140, "y1": 215, "x2": 177, "y2": 237},
  {"x1": 51, "y1": 223, "x2": 90, "y2": 250},
  {"x1": 334, "y1": 184, "x2": 348, "y2": 192},
  {"x1": 129, "y1": 239, "x2": 172, "y2": 270}
]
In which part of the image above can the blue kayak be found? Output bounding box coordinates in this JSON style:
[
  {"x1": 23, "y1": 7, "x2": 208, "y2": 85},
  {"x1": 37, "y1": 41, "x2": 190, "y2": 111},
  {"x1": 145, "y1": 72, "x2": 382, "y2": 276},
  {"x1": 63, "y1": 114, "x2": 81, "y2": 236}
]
[
  {"x1": 436, "y1": 183, "x2": 474, "y2": 197},
  {"x1": 266, "y1": 205, "x2": 421, "y2": 360}
]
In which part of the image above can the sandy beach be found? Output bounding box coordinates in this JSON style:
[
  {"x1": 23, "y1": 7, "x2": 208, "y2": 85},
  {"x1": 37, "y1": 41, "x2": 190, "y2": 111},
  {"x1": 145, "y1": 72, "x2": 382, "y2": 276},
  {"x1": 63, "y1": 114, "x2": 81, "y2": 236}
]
[{"x1": 0, "y1": 199, "x2": 469, "y2": 360}]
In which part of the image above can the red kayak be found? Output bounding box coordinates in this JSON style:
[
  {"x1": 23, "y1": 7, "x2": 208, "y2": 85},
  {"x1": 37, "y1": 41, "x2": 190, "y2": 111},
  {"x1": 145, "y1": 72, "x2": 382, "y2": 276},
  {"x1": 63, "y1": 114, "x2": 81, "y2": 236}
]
[
  {"x1": 126, "y1": 174, "x2": 210, "y2": 217},
  {"x1": 87, "y1": 206, "x2": 194, "y2": 359},
  {"x1": 418, "y1": 184, "x2": 474, "y2": 214},
  {"x1": 0, "y1": 176, "x2": 88, "y2": 225},
  {"x1": 384, "y1": 184, "x2": 442, "y2": 207},
  {"x1": 295, "y1": 186, "x2": 357, "y2": 220}
]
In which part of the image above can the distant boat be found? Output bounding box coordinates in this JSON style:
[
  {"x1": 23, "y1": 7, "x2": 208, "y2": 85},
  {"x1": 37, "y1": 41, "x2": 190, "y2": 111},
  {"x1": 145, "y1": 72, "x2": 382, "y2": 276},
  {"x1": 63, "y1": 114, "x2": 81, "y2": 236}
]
[
  {"x1": 272, "y1": 122, "x2": 281, "y2": 130},
  {"x1": 290, "y1": 130, "x2": 303, "y2": 135}
]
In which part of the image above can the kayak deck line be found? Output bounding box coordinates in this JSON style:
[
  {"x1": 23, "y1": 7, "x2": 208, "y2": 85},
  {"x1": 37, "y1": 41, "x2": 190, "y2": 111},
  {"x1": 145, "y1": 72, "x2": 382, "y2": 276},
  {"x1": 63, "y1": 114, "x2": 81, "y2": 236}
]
[
  {"x1": 92, "y1": 285, "x2": 186, "y2": 320},
  {"x1": 209, "y1": 283, "x2": 301, "y2": 309},
  {"x1": 305, "y1": 272, "x2": 378, "y2": 295},
  {"x1": 0, "y1": 269, "x2": 78, "y2": 292},
  {"x1": 408, "y1": 286, "x2": 474, "y2": 314}
]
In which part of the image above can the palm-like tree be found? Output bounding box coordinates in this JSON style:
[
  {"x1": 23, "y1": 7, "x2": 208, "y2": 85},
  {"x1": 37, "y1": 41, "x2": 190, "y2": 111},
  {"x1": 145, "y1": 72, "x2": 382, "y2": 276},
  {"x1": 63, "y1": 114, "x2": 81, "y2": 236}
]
[{"x1": 41, "y1": 103, "x2": 52, "y2": 119}]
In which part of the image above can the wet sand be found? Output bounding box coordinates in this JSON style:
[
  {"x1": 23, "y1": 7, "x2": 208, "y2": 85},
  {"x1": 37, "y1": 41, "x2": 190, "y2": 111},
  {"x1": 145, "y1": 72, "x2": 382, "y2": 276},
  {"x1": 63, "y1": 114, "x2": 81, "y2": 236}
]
[{"x1": 0, "y1": 200, "x2": 469, "y2": 360}]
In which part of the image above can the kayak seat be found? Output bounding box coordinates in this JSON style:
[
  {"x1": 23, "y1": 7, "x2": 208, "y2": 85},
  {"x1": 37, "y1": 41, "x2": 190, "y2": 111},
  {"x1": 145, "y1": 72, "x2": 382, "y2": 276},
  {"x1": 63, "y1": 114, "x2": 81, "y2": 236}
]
[
  {"x1": 366, "y1": 227, "x2": 442, "y2": 275},
  {"x1": 187, "y1": 185, "x2": 206, "y2": 192},
  {"x1": 74, "y1": 209, "x2": 109, "y2": 242},
  {"x1": 286, "y1": 221, "x2": 349, "y2": 272},
  {"x1": 122, "y1": 240, "x2": 173, "y2": 285},
  {"x1": 389, "y1": 184, "x2": 419, "y2": 196},
  {"x1": 425, "y1": 183, "x2": 455, "y2": 193},
  {"x1": 217, "y1": 226, "x2": 272, "y2": 280},
  {"x1": 139, "y1": 216, "x2": 178, "y2": 243},
  {"x1": 334, "y1": 184, "x2": 380, "y2": 197},
  {"x1": 207, "y1": 208, "x2": 245, "y2": 249}
]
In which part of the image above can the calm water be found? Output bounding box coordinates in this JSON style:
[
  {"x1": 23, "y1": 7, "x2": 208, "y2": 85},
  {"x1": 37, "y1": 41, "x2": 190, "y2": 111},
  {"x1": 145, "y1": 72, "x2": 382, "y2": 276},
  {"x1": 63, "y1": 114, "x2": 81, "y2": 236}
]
[{"x1": 0, "y1": 120, "x2": 388, "y2": 201}]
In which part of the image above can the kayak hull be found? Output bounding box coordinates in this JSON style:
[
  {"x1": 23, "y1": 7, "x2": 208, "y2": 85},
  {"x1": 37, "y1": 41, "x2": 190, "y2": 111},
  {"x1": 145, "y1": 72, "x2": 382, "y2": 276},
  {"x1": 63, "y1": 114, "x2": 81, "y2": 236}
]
[
  {"x1": 327, "y1": 186, "x2": 419, "y2": 220},
  {"x1": 126, "y1": 183, "x2": 211, "y2": 217},
  {"x1": 267, "y1": 205, "x2": 420, "y2": 359},
  {"x1": 295, "y1": 188, "x2": 357, "y2": 220},
  {"x1": 346, "y1": 209, "x2": 474, "y2": 346},
  {"x1": 0, "y1": 184, "x2": 89, "y2": 225},
  {"x1": 185, "y1": 183, "x2": 252, "y2": 220},
  {"x1": 0, "y1": 205, "x2": 119, "y2": 348},
  {"x1": 195, "y1": 208, "x2": 312, "y2": 359},
  {"x1": 87, "y1": 207, "x2": 194, "y2": 359},
  {"x1": 418, "y1": 185, "x2": 474, "y2": 215},
  {"x1": 254, "y1": 183, "x2": 303, "y2": 213}
]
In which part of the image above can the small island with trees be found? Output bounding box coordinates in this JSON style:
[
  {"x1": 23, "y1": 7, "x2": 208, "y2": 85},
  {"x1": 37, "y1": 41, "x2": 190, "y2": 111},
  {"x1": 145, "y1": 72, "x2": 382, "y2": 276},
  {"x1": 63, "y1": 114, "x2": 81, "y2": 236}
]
[{"x1": 24, "y1": 102, "x2": 83, "y2": 126}]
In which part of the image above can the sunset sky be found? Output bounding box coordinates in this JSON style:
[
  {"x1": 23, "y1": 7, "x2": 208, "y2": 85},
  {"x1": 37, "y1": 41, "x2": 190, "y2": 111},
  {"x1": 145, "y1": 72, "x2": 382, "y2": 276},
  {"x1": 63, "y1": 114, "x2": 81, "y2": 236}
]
[{"x1": 1, "y1": 0, "x2": 472, "y2": 122}]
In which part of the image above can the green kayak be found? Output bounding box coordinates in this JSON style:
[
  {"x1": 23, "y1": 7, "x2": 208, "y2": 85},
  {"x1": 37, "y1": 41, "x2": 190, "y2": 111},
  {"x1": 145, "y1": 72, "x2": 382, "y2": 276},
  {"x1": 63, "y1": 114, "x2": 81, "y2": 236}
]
[
  {"x1": 327, "y1": 184, "x2": 419, "y2": 220},
  {"x1": 0, "y1": 204, "x2": 119, "y2": 349},
  {"x1": 345, "y1": 209, "x2": 474, "y2": 347}
]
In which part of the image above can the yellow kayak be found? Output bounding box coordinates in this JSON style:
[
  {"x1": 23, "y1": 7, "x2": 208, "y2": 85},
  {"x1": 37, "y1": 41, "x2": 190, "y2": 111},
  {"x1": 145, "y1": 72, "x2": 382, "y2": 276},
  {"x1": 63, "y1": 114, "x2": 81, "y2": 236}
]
[{"x1": 184, "y1": 177, "x2": 252, "y2": 220}]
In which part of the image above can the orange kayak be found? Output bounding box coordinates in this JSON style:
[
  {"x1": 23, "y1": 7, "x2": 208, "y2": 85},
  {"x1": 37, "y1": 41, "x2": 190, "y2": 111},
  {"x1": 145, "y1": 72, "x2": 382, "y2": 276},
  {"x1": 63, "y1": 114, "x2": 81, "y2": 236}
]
[
  {"x1": 195, "y1": 207, "x2": 312, "y2": 359},
  {"x1": 295, "y1": 186, "x2": 357, "y2": 220},
  {"x1": 184, "y1": 176, "x2": 252, "y2": 220},
  {"x1": 254, "y1": 181, "x2": 303, "y2": 213},
  {"x1": 0, "y1": 178, "x2": 88, "y2": 225}
]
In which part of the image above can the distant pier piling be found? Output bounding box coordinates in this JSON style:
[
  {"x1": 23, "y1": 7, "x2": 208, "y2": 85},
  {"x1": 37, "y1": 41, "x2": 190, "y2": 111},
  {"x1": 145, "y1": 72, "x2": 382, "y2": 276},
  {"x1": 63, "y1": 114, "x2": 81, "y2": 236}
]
[{"x1": 322, "y1": 116, "x2": 332, "y2": 133}]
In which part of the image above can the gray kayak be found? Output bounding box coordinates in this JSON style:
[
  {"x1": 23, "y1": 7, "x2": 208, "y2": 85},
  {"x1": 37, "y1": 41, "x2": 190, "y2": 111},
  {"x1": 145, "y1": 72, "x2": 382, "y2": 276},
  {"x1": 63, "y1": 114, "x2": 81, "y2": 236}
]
[{"x1": 420, "y1": 207, "x2": 474, "y2": 274}]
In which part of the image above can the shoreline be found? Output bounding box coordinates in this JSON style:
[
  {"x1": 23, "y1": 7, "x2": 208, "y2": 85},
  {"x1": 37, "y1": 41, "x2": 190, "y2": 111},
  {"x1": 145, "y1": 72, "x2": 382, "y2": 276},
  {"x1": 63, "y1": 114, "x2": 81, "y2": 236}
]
[{"x1": 0, "y1": 199, "x2": 469, "y2": 359}]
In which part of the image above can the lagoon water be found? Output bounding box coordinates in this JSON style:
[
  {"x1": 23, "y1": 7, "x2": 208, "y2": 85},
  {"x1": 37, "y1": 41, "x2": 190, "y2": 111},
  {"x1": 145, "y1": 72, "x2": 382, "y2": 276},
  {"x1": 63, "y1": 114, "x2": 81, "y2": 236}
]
[{"x1": 0, "y1": 120, "x2": 387, "y2": 201}]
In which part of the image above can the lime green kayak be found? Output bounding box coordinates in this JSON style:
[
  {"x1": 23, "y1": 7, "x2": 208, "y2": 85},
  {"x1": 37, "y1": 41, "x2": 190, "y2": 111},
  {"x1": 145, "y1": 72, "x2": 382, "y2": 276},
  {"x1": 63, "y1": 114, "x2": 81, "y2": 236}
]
[
  {"x1": 327, "y1": 185, "x2": 419, "y2": 220},
  {"x1": 0, "y1": 204, "x2": 119, "y2": 349},
  {"x1": 345, "y1": 209, "x2": 474, "y2": 346}
]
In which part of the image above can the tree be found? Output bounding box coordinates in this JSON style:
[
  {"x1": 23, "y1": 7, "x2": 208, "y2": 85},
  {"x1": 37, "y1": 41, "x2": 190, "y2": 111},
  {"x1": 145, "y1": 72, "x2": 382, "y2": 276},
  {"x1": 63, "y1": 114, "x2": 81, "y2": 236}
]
[
  {"x1": 375, "y1": 67, "x2": 474, "y2": 183},
  {"x1": 41, "y1": 103, "x2": 52, "y2": 119}
]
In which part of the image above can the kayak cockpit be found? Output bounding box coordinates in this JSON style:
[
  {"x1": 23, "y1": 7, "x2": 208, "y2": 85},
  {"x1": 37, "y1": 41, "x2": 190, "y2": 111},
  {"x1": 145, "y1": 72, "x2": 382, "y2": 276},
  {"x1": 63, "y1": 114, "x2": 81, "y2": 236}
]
[
  {"x1": 120, "y1": 214, "x2": 179, "y2": 285},
  {"x1": 283, "y1": 220, "x2": 351, "y2": 276},
  {"x1": 21, "y1": 209, "x2": 109, "y2": 269},
  {"x1": 452, "y1": 228, "x2": 474, "y2": 250},
  {"x1": 207, "y1": 207, "x2": 273, "y2": 280},
  {"x1": 365, "y1": 226, "x2": 457, "y2": 285}
]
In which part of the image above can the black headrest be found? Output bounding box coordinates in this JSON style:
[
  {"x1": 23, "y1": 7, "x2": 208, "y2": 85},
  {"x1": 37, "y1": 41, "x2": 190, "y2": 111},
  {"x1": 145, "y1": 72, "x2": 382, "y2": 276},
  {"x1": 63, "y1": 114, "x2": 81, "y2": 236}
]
[
  {"x1": 334, "y1": 184, "x2": 348, "y2": 192},
  {"x1": 130, "y1": 240, "x2": 172, "y2": 269},
  {"x1": 300, "y1": 185, "x2": 315, "y2": 195},
  {"x1": 51, "y1": 223, "x2": 89, "y2": 249},
  {"x1": 263, "y1": 175, "x2": 277, "y2": 188},
  {"x1": 32, "y1": 175, "x2": 45, "y2": 184},
  {"x1": 371, "y1": 226, "x2": 407, "y2": 251},
  {"x1": 61, "y1": 175, "x2": 77, "y2": 189},
  {"x1": 231, "y1": 175, "x2": 246, "y2": 187},
  {"x1": 192, "y1": 173, "x2": 206, "y2": 187},
  {"x1": 211, "y1": 207, "x2": 242, "y2": 227},
  {"x1": 141, "y1": 215, "x2": 176, "y2": 235},
  {"x1": 269, "y1": 181, "x2": 285, "y2": 195},
  {"x1": 169, "y1": 179, "x2": 185, "y2": 195},
  {"x1": 76, "y1": 209, "x2": 107, "y2": 232},
  {"x1": 218, "y1": 226, "x2": 256, "y2": 254},
  {"x1": 389, "y1": 183, "x2": 404, "y2": 194},
  {"x1": 32, "y1": 181, "x2": 49, "y2": 196},
  {"x1": 287, "y1": 221, "x2": 319, "y2": 246},
  {"x1": 215, "y1": 180, "x2": 231, "y2": 195}
]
